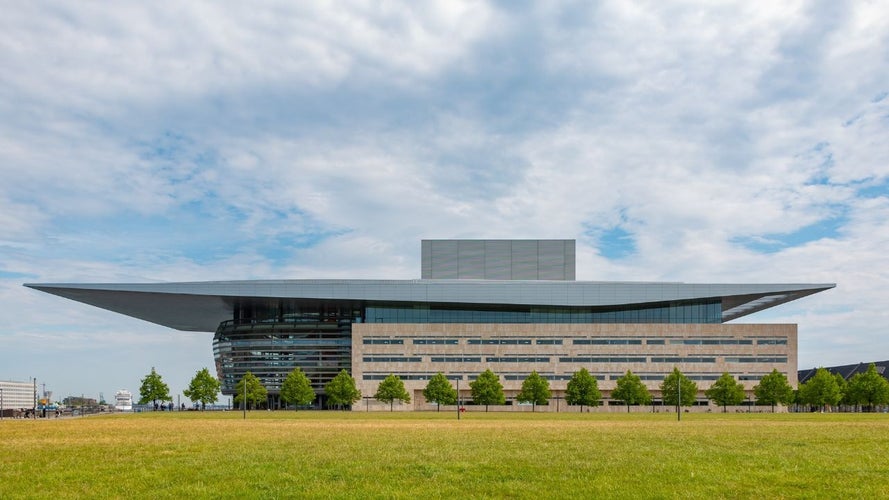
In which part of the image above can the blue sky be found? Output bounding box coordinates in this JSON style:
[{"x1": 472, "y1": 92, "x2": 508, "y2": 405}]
[{"x1": 2, "y1": 1, "x2": 888, "y2": 403}]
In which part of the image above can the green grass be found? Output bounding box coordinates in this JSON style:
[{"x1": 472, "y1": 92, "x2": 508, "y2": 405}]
[{"x1": 2, "y1": 411, "x2": 888, "y2": 498}]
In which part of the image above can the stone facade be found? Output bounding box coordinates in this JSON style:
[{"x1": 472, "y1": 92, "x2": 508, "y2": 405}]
[{"x1": 353, "y1": 322, "x2": 796, "y2": 410}]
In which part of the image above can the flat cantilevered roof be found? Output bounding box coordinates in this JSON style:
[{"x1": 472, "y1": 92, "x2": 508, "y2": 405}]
[{"x1": 25, "y1": 280, "x2": 835, "y2": 332}]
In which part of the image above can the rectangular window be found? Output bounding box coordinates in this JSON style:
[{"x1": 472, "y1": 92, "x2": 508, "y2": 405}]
[
  {"x1": 486, "y1": 357, "x2": 550, "y2": 363},
  {"x1": 724, "y1": 357, "x2": 788, "y2": 363},
  {"x1": 468, "y1": 339, "x2": 532, "y2": 345},
  {"x1": 536, "y1": 339, "x2": 563, "y2": 345},
  {"x1": 558, "y1": 357, "x2": 646, "y2": 363},
  {"x1": 362, "y1": 338, "x2": 404, "y2": 345},
  {"x1": 646, "y1": 339, "x2": 666, "y2": 345},
  {"x1": 650, "y1": 357, "x2": 716, "y2": 363},
  {"x1": 362, "y1": 356, "x2": 422, "y2": 363},
  {"x1": 412, "y1": 338, "x2": 459, "y2": 345},
  {"x1": 590, "y1": 339, "x2": 643, "y2": 345}
]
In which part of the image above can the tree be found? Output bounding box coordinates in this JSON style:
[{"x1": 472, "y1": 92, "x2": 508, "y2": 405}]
[
  {"x1": 753, "y1": 368, "x2": 794, "y2": 412},
  {"x1": 138, "y1": 367, "x2": 171, "y2": 409},
  {"x1": 183, "y1": 367, "x2": 221, "y2": 411},
  {"x1": 234, "y1": 371, "x2": 268, "y2": 410},
  {"x1": 797, "y1": 367, "x2": 841, "y2": 411},
  {"x1": 325, "y1": 369, "x2": 361, "y2": 410},
  {"x1": 565, "y1": 368, "x2": 602, "y2": 412},
  {"x1": 280, "y1": 367, "x2": 315, "y2": 410},
  {"x1": 705, "y1": 372, "x2": 745, "y2": 412},
  {"x1": 845, "y1": 363, "x2": 889, "y2": 411},
  {"x1": 470, "y1": 369, "x2": 505, "y2": 412},
  {"x1": 834, "y1": 372, "x2": 849, "y2": 406},
  {"x1": 375, "y1": 374, "x2": 411, "y2": 411},
  {"x1": 516, "y1": 371, "x2": 551, "y2": 412},
  {"x1": 660, "y1": 367, "x2": 698, "y2": 408},
  {"x1": 611, "y1": 370, "x2": 651, "y2": 413},
  {"x1": 423, "y1": 372, "x2": 457, "y2": 412}
]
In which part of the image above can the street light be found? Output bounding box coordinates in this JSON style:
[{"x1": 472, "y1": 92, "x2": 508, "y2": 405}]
[
  {"x1": 456, "y1": 378, "x2": 460, "y2": 420},
  {"x1": 1, "y1": 387, "x2": 4, "y2": 420},
  {"x1": 677, "y1": 375, "x2": 681, "y2": 422}
]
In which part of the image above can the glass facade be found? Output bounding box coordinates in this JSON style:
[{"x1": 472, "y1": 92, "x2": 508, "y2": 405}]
[
  {"x1": 366, "y1": 300, "x2": 721, "y2": 324},
  {"x1": 212, "y1": 301, "x2": 359, "y2": 405}
]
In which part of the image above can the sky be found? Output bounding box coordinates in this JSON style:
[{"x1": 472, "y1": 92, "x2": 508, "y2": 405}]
[{"x1": 2, "y1": 1, "x2": 888, "y2": 404}]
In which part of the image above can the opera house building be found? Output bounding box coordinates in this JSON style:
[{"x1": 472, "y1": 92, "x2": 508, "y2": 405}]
[{"x1": 27, "y1": 239, "x2": 833, "y2": 409}]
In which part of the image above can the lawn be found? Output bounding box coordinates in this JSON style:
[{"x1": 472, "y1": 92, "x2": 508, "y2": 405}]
[{"x1": 2, "y1": 411, "x2": 887, "y2": 499}]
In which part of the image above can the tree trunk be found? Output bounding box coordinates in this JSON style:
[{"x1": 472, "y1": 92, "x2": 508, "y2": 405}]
[
  {"x1": 437, "y1": 402, "x2": 440, "y2": 412},
  {"x1": 626, "y1": 404, "x2": 630, "y2": 413},
  {"x1": 486, "y1": 404, "x2": 489, "y2": 412},
  {"x1": 723, "y1": 404, "x2": 726, "y2": 413},
  {"x1": 390, "y1": 401, "x2": 393, "y2": 412},
  {"x1": 532, "y1": 403, "x2": 535, "y2": 412}
]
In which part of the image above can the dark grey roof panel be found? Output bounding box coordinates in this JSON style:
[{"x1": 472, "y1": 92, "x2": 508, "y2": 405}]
[{"x1": 25, "y1": 280, "x2": 834, "y2": 332}]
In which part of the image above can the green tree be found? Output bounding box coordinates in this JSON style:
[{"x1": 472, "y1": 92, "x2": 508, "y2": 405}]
[
  {"x1": 470, "y1": 369, "x2": 505, "y2": 412},
  {"x1": 423, "y1": 372, "x2": 457, "y2": 412},
  {"x1": 138, "y1": 367, "x2": 171, "y2": 409},
  {"x1": 797, "y1": 367, "x2": 841, "y2": 411},
  {"x1": 611, "y1": 370, "x2": 651, "y2": 413},
  {"x1": 280, "y1": 367, "x2": 315, "y2": 410},
  {"x1": 183, "y1": 367, "x2": 221, "y2": 411},
  {"x1": 753, "y1": 368, "x2": 794, "y2": 412},
  {"x1": 845, "y1": 363, "x2": 889, "y2": 411},
  {"x1": 565, "y1": 368, "x2": 602, "y2": 412},
  {"x1": 325, "y1": 369, "x2": 361, "y2": 410},
  {"x1": 660, "y1": 367, "x2": 698, "y2": 408},
  {"x1": 834, "y1": 372, "x2": 849, "y2": 406},
  {"x1": 516, "y1": 371, "x2": 551, "y2": 412},
  {"x1": 234, "y1": 371, "x2": 268, "y2": 410},
  {"x1": 705, "y1": 372, "x2": 745, "y2": 412},
  {"x1": 375, "y1": 374, "x2": 411, "y2": 411}
]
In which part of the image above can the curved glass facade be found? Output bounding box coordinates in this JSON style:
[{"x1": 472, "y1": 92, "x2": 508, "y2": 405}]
[{"x1": 212, "y1": 304, "x2": 356, "y2": 406}]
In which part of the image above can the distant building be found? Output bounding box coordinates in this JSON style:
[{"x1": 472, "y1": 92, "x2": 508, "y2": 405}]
[
  {"x1": 62, "y1": 396, "x2": 98, "y2": 407},
  {"x1": 27, "y1": 239, "x2": 834, "y2": 410},
  {"x1": 799, "y1": 361, "x2": 889, "y2": 384},
  {"x1": 0, "y1": 380, "x2": 36, "y2": 410}
]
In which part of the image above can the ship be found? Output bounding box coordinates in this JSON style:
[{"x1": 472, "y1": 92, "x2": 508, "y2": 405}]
[{"x1": 114, "y1": 389, "x2": 133, "y2": 411}]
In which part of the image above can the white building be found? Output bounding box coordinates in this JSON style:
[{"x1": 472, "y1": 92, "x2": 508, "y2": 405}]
[{"x1": 0, "y1": 380, "x2": 37, "y2": 410}]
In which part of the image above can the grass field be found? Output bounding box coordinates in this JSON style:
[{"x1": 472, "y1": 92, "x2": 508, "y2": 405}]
[{"x1": 2, "y1": 411, "x2": 888, "y2": 499}]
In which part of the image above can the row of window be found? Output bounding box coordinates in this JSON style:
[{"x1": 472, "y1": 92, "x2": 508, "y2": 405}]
[
  {"x1": 361, "y1": 372, "x2": 770, "y2": 382},
  {"x1": 724, "y1": 357, "x2": 788, "y2": 363},
  {"x1": 365, "y1": 301, "x2": 722, "y2": 324},
  {"x1": 361, "y1": 356, "x2": 788, "y2": 364},
  {"x1": 364, "y1": 337, "x2": 788, "y2": 346}
]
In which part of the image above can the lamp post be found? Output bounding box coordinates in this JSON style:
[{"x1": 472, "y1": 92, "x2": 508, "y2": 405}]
[
  {"x1": 1, "y1": 387, "x2": 4, "y2": 420},
  {"x1": 456, "y1": 378, "x2": 460, "y2": 420},
  {"x1": 677, "y1": 376, "x2": 681, "y2": 422}
]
